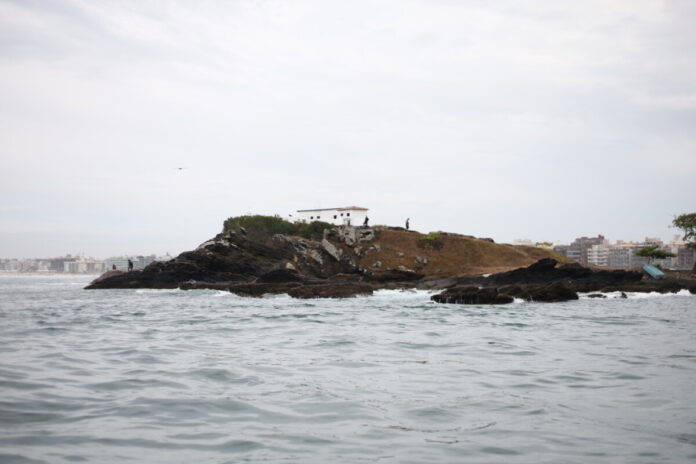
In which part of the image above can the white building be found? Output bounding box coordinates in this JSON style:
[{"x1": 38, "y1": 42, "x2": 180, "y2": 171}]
[
  {"x1": 295, "y1": 206, "x2": 369, "y2": 226},
  {"x1": 587, "y1": 243, "x2": 610, "y2": 267}
]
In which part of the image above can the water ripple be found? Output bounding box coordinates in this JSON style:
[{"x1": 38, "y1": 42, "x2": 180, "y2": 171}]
[{"x1": 0, "y1": 276, "x2": 694, "y2": 463}]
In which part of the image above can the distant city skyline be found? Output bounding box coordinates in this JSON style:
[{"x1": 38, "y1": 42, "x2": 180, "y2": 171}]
[{"x1": 1, "y1": 1, "x2": 694, "y2": 258}]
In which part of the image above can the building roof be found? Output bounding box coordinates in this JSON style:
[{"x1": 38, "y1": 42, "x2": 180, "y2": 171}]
[{"x1": 297, "y1": 206, "x2": 368, "y2": 212}]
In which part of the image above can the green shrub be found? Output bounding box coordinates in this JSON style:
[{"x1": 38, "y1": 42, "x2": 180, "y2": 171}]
[
  {"x1": 295, "y1": 220, "x2": 333, "y2": 240},
  {"x1": 222, "y1": 215, "x2": 331, "y2": 241},
  {"x1": 418, "y1": 232, "x2": 444, "y2": 250}
]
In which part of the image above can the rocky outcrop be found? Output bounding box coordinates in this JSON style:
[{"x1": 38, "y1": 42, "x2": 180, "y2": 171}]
[
  {"x1": 86, "y1": 230, "x2": 358, "y2": 290},
  {"x1": 88, "y1": 269, "x2": 125, "y2": 284},
  {"x1": 479, "y1": 258, "x2": 643, "y2": 291},
  {"x1": 497, "y1": 283, "x2": 579, "y2": 302},
  {"x1": 431, "y1": 286, "x2": 514, "y2": 304},
  {"x1": 329, "y1": 226, "x2": 377, "y2": 246},
  {"x1": 179, "y1": 279, "x2": 373, "y2": 298},
  {"x1": 431, "y1": 282, "x2": 579, "y2": 305},
  {"x1": 287, "y1": 282, "x2": 374, "y2": 299},
  {"x1": 430, "y1": 258, "x2": 694, "y2": 305},
  {"x1": 87, "y1": 222, "x2": 696, "y2": 301},
  {"x1": 364, "y1": 268, "x2": 424, "y2": 283}
]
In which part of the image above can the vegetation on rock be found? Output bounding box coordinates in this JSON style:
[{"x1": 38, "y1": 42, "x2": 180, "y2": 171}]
[
  {"x1": 222, "y1": 215, "x2": 332, "y2": 242},
  {"x1": 418, "y1": 232, "x2": 444, "y2": 250}
]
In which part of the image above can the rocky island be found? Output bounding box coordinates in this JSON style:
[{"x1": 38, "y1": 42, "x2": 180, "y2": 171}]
[{"x1": 86, "y1": 216, "x2": 696, "y2": 302}]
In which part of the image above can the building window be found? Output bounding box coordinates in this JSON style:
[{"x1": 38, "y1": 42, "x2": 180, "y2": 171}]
[
  {"x1": 340, "y1": 213, "x2": 344, "y2": 216},
  {"x1": 317, "y1": 216, "x2": 320, "y2": 219},
  {"x1": 310, "y1": 216, "x2": 313, "y2": 219},
  {"x1": 333, "y1": 215, "x2": 337, "y2": 219},
  {"x1": 347, "y1": 212, "x2": 350, "y2": 217}
]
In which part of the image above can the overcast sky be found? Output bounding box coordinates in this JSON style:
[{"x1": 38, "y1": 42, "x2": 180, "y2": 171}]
[{"x1": 1, "y1": 0, "x2": 695, "y2": 258}]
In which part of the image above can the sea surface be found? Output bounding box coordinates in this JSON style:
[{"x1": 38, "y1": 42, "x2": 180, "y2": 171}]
[{"x1": 0, "y1": 275, "x2": 695, "y2": 463}]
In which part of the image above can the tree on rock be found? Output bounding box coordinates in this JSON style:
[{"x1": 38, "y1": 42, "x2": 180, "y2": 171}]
[
  {"x1": 636, "y1": 245, "x2": 675, "y2": 265},
  {"x1": 673, "y1": 212, "x2": 696, "y2": 272}
]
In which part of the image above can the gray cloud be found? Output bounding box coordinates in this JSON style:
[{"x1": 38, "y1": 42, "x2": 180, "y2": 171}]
[{"x1": 1, "y1": 0, "x2": 695, "y2": 257}]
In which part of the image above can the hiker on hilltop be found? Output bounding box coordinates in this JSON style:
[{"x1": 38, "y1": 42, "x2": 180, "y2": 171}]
[
  {"x1": 363, "y1": 216, "x2": 369, "y2": 227},
  {"x1": 128, "y1": 259, "x2": 134, "y2": 272},
  {"x1": 406, "y1": 218, "x2": 410, "y2": 230}
]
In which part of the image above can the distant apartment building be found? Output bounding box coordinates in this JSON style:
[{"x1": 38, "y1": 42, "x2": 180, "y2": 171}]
[
  {"x1": 1, "y1": 254, "x2": 174, "y2": 274},
  {"x1": 671, "y1": 246, "x2": 695, "y2": 270},
  {"x1": 587, "y1": 244, "x2": 610, "y2": 267},
  {"x1": 554, "y1": 235, "x2": 695, "y2": 270},
  {"x1": 606, "y1": 244, "x2": 650, "y2": 269},
  {"x1": 554, "y1": 235, "x2": 606, "y2": 265},
  {"x1": 63, "y1": 258, "x2": 105, "y2": 274},
  {"x1": 104, "y1": 254, "x2": 173, "y2": 271}
]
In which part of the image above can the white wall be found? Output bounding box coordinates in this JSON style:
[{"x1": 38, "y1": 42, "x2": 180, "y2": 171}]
[{"x1": 295, "y1": 209, "x2": 369, "y2": 226}]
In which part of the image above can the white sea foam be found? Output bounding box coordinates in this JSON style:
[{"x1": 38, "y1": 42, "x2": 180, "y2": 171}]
[
  {"x1": 372, "y1": 288, "x2": 437, "y2": 297},
  {"x1": 134, "y1": 288, "x2": 183, "y2": 294},
  {"x1": 579, "y1": 289, "x2": 693, "y2": 299}
]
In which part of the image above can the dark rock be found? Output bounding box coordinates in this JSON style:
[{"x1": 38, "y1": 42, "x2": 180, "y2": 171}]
[
  {"x1": 365, "y1": 268, "x2": 424, "y2": 282},
  {"x1": 479, "y1": 237, "x2": 495, "y2": 243},
  {"x1": 331, "y1": 273, "x2": 364, "y2": 281},
  {"x1": 86, "y1": 230, "x2": 357, "y2": 290},
  {"x1": 255, "y1": 268, "x2": 306, "y2": 283},
  {"x1": 180, "y1": 281, "x2": 236, "y2": 291},
  {"x1": 587, "y1": 293, "x2": 607, "y2": 299},
  {"x1": 228, "y1": 282, "x2": 304, "y2": 297},
  {"x1": 431, "y1": 286, "x2": 514, "y2": 304},
  {"x1": 480, "y1": 258, "x2": 643, "y2": 292},
  {"x1": 599, "y1": 280, "x2": 690, "y2": 294},
  {"x1": 498, "y1": 283, "x2": 578, "y2": 302},
  {"x1": 432, "y1": 282, "x2": 578, "y2": 305},
  {"x1": 415, "y1": 278, "x2": 458, "y2": 290},
  {"x1": 287, "y1": 283, "x2": 374, "y2": 299},
  {"x1": 88, "y1": 270, "x2": 125, "y2": 285}
]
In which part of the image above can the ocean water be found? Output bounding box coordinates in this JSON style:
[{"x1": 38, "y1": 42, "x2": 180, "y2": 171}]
[{"x1": 0, "y1": 276, "x2": 695, "y2": 464}]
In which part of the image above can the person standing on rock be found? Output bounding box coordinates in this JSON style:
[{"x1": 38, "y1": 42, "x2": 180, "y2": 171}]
[
  {"x1": 128, "y1": 259, "x2": 133, "y2": 272},
  {"x1": 363, "y1": 216, "x2": 369, "y2": 227},
  {"x1": 406, "y1": 218, "x2": 410, "y2": 230}
]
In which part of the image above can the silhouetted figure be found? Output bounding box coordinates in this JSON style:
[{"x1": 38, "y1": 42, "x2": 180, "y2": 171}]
[
  {"x1": 128, "y1": 259, "x2": 133, "y2": 272},
  {"x1": 363, "y1": 216, "x2": 369, "y2": 226},
  {"x1": 112, "y1": 264, "x2": 116, "y2": 270},
  {"x1": 406, "y1": 218, "x2": 410, "y2": 230}
]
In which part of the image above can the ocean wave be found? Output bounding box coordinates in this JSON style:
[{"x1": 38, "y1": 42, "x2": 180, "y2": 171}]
[
  {"x1": 579, "y1": 289, "x2": 693, "y2": 299},
  {"x1": 134, "y1": 288, "x2": 184, "y2": 294}
]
